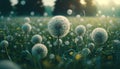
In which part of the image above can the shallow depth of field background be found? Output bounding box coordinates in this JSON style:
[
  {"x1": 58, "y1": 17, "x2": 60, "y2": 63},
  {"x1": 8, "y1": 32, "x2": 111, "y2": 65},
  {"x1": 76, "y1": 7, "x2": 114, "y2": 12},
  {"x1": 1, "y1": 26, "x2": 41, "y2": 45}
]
[{"x1": 0, "y1": 0, "x2": 120, "y2": 69}]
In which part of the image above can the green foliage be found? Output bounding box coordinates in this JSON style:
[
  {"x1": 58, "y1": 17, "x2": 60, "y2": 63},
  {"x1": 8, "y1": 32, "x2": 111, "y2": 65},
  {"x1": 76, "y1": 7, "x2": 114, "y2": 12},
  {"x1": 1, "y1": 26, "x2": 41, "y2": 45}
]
[{"x1": 0, "y1": 16, "x2": 120, "y2": 69}]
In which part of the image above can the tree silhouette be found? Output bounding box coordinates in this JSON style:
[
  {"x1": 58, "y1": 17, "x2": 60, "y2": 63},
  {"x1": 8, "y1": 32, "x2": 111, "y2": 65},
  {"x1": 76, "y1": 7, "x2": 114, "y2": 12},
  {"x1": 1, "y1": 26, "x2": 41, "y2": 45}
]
[
  {"x1": 53, "y1": 0, "x2": 83, "y2": 16},
  {"x1": 84, "y1": 0, "x2": 97, "y2": 16},
  {"x1": 0, "y1": 0, "x2": 12, "y2": 16},
  {"x1": 15, "y1": 0, "x2": 45, "y2": 15}
]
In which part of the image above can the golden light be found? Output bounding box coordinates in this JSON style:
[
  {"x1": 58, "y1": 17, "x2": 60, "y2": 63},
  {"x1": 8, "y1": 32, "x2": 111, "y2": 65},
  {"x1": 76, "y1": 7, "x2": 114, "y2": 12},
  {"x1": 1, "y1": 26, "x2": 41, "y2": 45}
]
[
  {"x1": 95, "y1": 0, "x2": 120, "y2": 5},
  {"x1": 114, "y1": 0, "x2": 120, "y2": 5},
  {"x1": 80, "y1": 0, "x2": 86, "y2": 5},
  {"x1": 95, "y1": 0, "x2": 109, "y2": 5}
]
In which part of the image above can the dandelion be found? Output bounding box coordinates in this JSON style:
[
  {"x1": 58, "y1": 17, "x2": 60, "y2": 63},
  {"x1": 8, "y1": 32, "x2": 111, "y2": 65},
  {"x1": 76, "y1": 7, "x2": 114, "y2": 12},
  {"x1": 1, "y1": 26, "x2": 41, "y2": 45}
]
[
  {"x1": 44, "y1": 12, "x2": 48, "y2": 17},
  {"x1": 0, "y1": 40, "x2": 9, "y2": 47},
  {"x1": 31, "y1": 34, "x2": 42, "y2": 44},
  {"x1": 48, "y1": 15, "x2": 70, "y2": 38},
  {"x1": 48, "y1": 16, "x2": 70, "y2": 55},
  {"x1": 0, "y1": 40, "x2": 12, "y2": 61},
  {"x1": 6, "y1": 35, "x2": 13, "y2": 41},
  {"x1": 0, "y1": 60, "x2": 20, "y2": 69},
  {"x1": 91, "y1": 28, "x2": 108, "y2": 44},
  {"x1": 113, "y1": 40, "x2": 120, "y2": 46},
  {"x1": 22, "y1": 23, "x2": 32, "y2": 33},
  {"x1": 30, "y1": 11, "x2": 35, "y2": 16},
  {"x1": 76, "y1": 14, "x2": 81, "y2": 18},
  {"x1": 75, "y1": 36, "x2": 83, "y2": 44},
  {"x1": 67, "y1": 9, "x2": 72, "y2": 15},
  {"x1": 81, "y1": 48, "x2": 91, "y2": 56},
  {"x1": 87, "y1": 43, "x2": 95, "y2": 51},
  {"x1": 65, "y1": 41, "x2": 70, "y2": 45},
  {"x1": 113, "y1": 40, "x2": 120, "y2": 64},
  {"x1": 75, "y1": 36, "x2": 83, "y2": 51},
  {"x1": 20, "y1": 0, "x2": 26, "y2": 5},
  {"x1": 49, "y1": 54, "x2": 55, "y2": 59},
  {"x1": 32, "y1": 43, "x2": 48, "y2": 59},
  {"x1": 54, "y1": 39, "x2": 62, "y2": 46},
  {"x1": 24, "y1": 17, "x2": 31, "y2": 23},
  {"x1": 75, "y1": 25, "x2": 86, "y2": 36},
  {"x1": 86, "y1": 24, "x2": 92, "y2": 29}
]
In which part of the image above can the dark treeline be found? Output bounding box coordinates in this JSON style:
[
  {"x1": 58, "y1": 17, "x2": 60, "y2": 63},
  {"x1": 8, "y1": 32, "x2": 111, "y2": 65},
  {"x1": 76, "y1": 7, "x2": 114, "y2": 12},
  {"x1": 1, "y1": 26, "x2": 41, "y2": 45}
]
[
  {"x1": 0, "y1": 0, "x2": 113, "y2": 16},
  {"x1": 0, "y1": 0, "x2": 12, "y2": 16},
  {"x1": 15, "y1": 0, "x2": 44, "y2": 15},
  {"x1": 53, "y1": 0, "x2": 97, "y2": 16}
]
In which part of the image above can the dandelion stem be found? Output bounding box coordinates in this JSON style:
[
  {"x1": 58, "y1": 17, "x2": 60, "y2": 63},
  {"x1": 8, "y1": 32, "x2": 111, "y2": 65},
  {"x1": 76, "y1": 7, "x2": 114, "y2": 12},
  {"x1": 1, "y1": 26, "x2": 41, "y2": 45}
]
[
  {"x1": 30, "y1": 53, "x2": 38, "y2": 69},
  {"x1": 5, "y1": 46, "x2": 12, "y2": 61},
  {"x1": 58, "y1": 36, "x2": 60, "y2": 55},
  {"x1": 37, "y1": 59, "x2": 43, "y2": 69}
]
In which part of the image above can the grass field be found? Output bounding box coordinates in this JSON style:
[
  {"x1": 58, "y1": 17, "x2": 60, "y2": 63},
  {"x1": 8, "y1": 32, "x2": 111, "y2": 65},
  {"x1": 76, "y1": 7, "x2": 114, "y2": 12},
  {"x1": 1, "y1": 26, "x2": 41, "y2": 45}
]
[{"x1": 0, "y1": 16, "x2": 120, "y2": 69}]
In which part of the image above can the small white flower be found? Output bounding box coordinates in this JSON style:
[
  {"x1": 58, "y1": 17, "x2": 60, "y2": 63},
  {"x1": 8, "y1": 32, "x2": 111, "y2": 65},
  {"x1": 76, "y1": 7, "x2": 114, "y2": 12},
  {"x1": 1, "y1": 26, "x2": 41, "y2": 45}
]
[
  {"x1": 65, "y1": 41, "x2": 70, "y2": 45},
  {"x1": 49, "y1": 54, "x2": 55, "y2": 59},
  {"x1": 113, "y1": 40, "x2": 120, "y2": 47}
]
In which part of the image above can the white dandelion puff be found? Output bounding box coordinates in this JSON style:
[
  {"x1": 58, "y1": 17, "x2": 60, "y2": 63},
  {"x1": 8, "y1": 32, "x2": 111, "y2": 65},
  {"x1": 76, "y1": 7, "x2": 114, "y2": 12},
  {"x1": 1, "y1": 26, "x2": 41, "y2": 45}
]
[
  {"x1": 31, "y1": 34, "x2": 42, "y2": 44},
  {"x1": 91, "y1": 28, "x2": 108, "y2": 44},
  {"x1": 67, "y1": 9, "x2": 72, "y2": 15},
  {"x1": 48, "y1": 16, "x2": 70, "y2": 38},
  {"x1": 75, "y1": 25, "x2": 86, "y2": 36},
  {"x1": 24, "y1": 17, "x2": 31, "y2": 23},
  {"x1": 32, "y1": 44, "x2": 48, "y2": 59},
  {"x1": 87, "y1": 43, "x2": 95, "y2": 51},
  {"x1": 49, "y1": 54, "x2": 55, "y2": 59},
  {"x1": 81, "y1": 48, "x2": 91, "y2": 56},
  {"x1": 22, "y1": 23, "x2": 32, "y2": 33},
  {"x1": 0, "y1": 40, "x2": 9, "y2": 47}
]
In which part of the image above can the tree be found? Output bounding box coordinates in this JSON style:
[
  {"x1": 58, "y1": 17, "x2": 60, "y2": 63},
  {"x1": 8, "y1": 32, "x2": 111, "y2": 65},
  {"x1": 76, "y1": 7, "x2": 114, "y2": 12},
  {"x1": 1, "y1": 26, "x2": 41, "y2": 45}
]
[
  {"x1": 53, "y1": 0, "x2": 84, "y2": 16},
  {"x1": 72, "y1": 0, "x2": 84, "y2": 15},
  {"x1": 15, "y1": 0, "x2": 45, "y2": 15},
  {"x1": 84, "y1": 0, "x2": 97, "y2": 16},
  {"x1": 0, "y1": 0, "x2": 12, "y2": 16}
]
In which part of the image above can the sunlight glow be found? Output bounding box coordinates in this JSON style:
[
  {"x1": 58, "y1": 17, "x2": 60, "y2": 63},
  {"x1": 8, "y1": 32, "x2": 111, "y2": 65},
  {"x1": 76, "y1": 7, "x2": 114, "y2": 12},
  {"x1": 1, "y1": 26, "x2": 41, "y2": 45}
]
[
  {"x1": 10, "y1": 0, "x2": 18, "y2": 6},
  {"x1": 114, "y1": 0, "x2": 120, "y2": 5},
  {"x1": 95, "y1": 0, "x2": 120, "y2": 5},
  {"x1": 80, "y1": 0, "x2": 86, "y2": 5},
  {"x1": 42, "y1": 0, "x2": 55, "y2": 6},
  {"x1": 95, "y1": 0, "x2": 109, "y2": 5}
]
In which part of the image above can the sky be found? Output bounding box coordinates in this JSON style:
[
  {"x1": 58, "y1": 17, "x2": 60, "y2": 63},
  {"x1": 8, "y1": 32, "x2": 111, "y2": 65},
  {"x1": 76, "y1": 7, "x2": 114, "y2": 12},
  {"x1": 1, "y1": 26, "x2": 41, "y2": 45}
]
[{"x1": 10, "y1": 0, "x2": 120, "y2": 6}]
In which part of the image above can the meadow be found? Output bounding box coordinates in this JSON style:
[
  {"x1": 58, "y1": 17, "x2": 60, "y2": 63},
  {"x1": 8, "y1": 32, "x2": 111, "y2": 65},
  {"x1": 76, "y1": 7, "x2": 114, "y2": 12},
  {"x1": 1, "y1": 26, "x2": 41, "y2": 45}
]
[{"x1": 0, "y1": 16, "x2": 120, "y2": 69}]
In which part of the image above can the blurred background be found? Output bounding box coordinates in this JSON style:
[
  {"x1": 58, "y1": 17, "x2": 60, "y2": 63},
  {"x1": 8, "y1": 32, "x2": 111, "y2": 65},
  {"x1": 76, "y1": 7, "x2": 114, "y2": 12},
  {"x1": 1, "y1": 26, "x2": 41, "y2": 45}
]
[{"x1": 0, "y1": 0, "x2": 120, "y2": 16}]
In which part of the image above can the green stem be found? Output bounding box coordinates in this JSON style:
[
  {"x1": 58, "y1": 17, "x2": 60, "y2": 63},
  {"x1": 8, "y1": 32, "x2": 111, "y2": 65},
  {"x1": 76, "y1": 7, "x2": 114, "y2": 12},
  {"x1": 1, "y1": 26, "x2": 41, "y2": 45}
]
[
  {"x1": 38, "y1": 59, "x2": 43, "y2": 69},
  {"x1": 5, "y1": 46, "x2": 12, "y2": 61}
]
